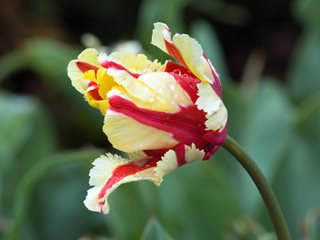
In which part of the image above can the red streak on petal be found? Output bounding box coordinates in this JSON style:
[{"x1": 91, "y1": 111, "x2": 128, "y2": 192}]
[
  {"x1": 97, "y1": 158, "x2": 159, "y2": 201},
  {"x1": 165, "y1": 61, "x2": 196, "y2": 78},
  {"x1": 203, "y1": 54, "x2": 222, "y2": 98},
  {"x1": 174, "y1": 145, "x2": 186, "y2": 166},
  {"x1": 164, "y1": 61, "x2": 200, "y2": 102},
  {"x1": 144, "y1": 149, "x2": 168, "y2": 158},
  {"x1": 202, "y1": 128, "x2": 227, "y2": 160},
  {"x1": 108, "y1": 96, "x2": 207, "y2": 147},
  {"x1": 100, "y1": 61, "x2": 141, "y2": 78},
  {"x1": 164, "y1": 39, "x2": 187, "y2": 66},
  {"x1": 171, "y1": 73, "x2": 200, "y2": 103},
  {"x1": 76, "y1": 61, "x2": 99, "y2": 73},
  {"x1": 99, "y1": 200, "x2": 105, "y2": 213},
  {"x1": 88, "y1": 81, "x2": 103, "y2": 100}
]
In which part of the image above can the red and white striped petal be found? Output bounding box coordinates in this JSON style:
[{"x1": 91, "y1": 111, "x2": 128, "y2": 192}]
[
  {"x1": 103, "y1": 109, "x2": 178, "y2": 152},
  {"x1": 155, "y1": 143, "x2": 205, "y2": 178},
  {"x1": 84, "y1": 144, "x2": 205, "y2": 214},
  {"x1": 67, "y1": 48, "x2": 100, "y2": 93},
  {"x1": 151, "y1": 23, "x2": 220, "y2": 89},
  {"x1": 196, "y1": 82, "x2": 228, "y2": 131},
  {"x1": 84, "y1": 153, "x2": 160, "y2": 214}
]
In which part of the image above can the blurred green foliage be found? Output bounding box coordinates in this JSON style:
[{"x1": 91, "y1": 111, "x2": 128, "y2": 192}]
[{"x1": 1, "y1": 0, "x2": 320, "y2": 239}]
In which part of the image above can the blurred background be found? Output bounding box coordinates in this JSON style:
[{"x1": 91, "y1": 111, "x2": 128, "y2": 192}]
[{"x1": 0, "y1": 0, "x2": 320, "y2": 239}]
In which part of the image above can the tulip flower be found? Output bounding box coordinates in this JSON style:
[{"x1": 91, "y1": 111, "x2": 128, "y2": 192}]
[{"x1": 67, "y1": 22, "x2": 228, "y2": 214}]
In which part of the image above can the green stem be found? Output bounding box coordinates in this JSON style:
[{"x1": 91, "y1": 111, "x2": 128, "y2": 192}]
[{"x1": 222, "y1": 135, "x2": 291, "y2": 240}]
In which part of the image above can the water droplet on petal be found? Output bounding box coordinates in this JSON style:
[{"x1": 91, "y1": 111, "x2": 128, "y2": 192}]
[
  {"x1": 158, "y1": 88, "x2": 164, "y2": 94},
  {"x1": 182, "y1": 73, "x2": 189, "y2": 78},
  {"x1": 173, "y1": 69, "x2": 181, "y2": 75},
  {"x1": 167, "y1": 83, "x2": 175, "y2": 91}
]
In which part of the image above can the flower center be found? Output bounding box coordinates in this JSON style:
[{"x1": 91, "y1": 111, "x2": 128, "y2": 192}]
[{"x1": 83, "y1": 68, "x2": 116, "y2": 101}]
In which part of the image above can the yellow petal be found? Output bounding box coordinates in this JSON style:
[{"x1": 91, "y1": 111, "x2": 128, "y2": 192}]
[
  {"x1": 107, "y1": 70, "x2": 192, "y2": 113},
  {"x1": 85, "y1": 96, "x2": 110, "y2": 115},
  {"x1": 67, "y1": 48, "x2": 100, "y2": 93},
  {"x1": 103, "y1": 109, "x2": 178, "y2": 152},
  {"x1": 102, "y1": 52, "x2": 164, "y2": 73},
  {"x1": 96, "y1": 68, "x2": 116, "y2": 99}
]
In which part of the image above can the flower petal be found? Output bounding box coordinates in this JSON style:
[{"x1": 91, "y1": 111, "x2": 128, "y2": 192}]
[
  {"x1": 67, "y1": 48, "x2": 100, "y2": 93},
  {"x1": 185, "y1": 143, "x2": 205, "y2": 163},
  {"x1": 84, "y1": 153, "x2": 161, "y2": 214},
  {"x1": 107, "y1": 70, "x2": 192, "y2": 113},
  {"x1": 84, "y1": 144, "x2": 205, "y2": 214},
  {"x1": 103, "y1": 109, "x2": 178, "y2": 152},
  {"x1": 100, "y1": 52, "x2": 164, "y2": 74},
  {"x1": 106, "y1": 92, "x2": 208, "y2": 148},
  {"x1": 151, "y1": 22, "x2": 221, "y2": 93},
  {"x1": 195, "y1": 82, "x2": 227, "y2": 131}
]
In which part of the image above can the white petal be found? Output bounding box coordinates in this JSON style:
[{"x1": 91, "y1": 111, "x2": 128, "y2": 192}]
[
  {"x1": 151, "y1": 22, "x2": 171, "y2": 53},
  {"x1": 88, "y1": 153, "x2": 128, "y2": 186},
  {"x1": 83, "y1": 152, "x2": 171, "y2": 214},
  {"x1": 196, "y1": 81, "x2": 221, "y2": 115},
  {"x1": 155, "y1": 150, "x2": 178, "y2": 179},
  {"x1": 205, "y1": 104, "x2": 228, "y2": 132},
  {"x1": 185, "y1": 143, "x2": 205, "y2": 163},
  {"x1": 195, "y1": 82, "x2": 227, "y2": 131},
  {"x1": 84, "y1": 186, "x2": 102, "y2": 212},
  {"x1": 84, "y1": 144, "x2": 205, "y2": 214}
]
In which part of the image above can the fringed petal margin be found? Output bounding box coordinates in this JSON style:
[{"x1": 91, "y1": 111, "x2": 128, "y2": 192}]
[
  {"x1": 195, "y1": 82, "x2": 228, "y2": 131},
  {"x1": 84, "y1": 144, "x2": 205, "y2": 214}
]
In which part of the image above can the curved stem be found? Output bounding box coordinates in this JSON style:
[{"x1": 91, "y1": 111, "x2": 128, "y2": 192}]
[{"x1": 222, "y1": 135, "x2": 291, "y2": 240}]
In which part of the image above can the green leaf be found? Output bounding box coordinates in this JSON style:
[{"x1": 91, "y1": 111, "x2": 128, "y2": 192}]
[
  {"x1": 4, "y1": 148, "x2": 104, "y2": 240},
  {"x1": 287, "y1": 31, "x2": 320, "y2": 101},
  {"x1": 222, "y1": 81, "x2": 250, "y2": 138},
  {"x1": 107, "y1": 182, "x2": 157, "y2": 239},
  {"x1": 23, "y1": 38, "x2": 78, "y2": 93},
  {"x1": 272, "y1": 138, "x2": 320, "y2": 239},
  {"x1": 293, "y1": 0, "x2": 320, "y2": 29},
  {"x1": 225, "y1": 80, "x2": 295, "y2": 215},
  {"x1": 0, "y1": 50, "x2": 27, "y2": 83},
  {"x1": 140, "y1": 218, "x2": 174, "y2": 240},
  {"x1": 154, "y1": 160, "x2": 240, "y2": 239},
  {"x1": 189, "y1": 0, "x2": 249, "y2": 26},
  {"x1": 136, "y1": 0, "x2": 187, "y2": 57},
  {"x1": 0, "y1": 92, "x2": 35, "y2": 164},
  {"x1": 271, "y1": 90, "x2": 320, "y2": 239},
  {"x1": 0, "y1": 91, "x2": 57, "y2": 216}
]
